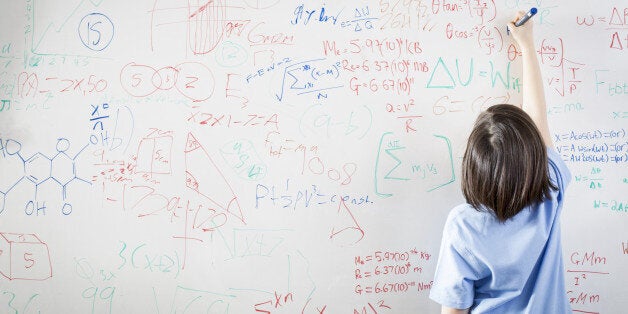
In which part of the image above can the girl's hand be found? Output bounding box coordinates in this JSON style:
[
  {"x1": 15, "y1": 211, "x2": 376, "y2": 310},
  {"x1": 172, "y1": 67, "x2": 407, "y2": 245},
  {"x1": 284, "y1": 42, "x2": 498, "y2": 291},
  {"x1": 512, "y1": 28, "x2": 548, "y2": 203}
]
[{"x1": 508, "y1": 11, "x2": 535, "y2": 52}]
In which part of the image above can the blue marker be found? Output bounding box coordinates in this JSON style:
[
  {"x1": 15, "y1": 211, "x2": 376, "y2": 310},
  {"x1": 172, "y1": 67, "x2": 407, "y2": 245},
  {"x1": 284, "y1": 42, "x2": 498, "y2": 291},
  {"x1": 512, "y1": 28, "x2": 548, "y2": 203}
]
[
  {"x1": 507, "y1": 8, "x2": 537, "y2": 35},
  {"x1": 515, "y1": 8, "x2": 538, "y2": 27}
]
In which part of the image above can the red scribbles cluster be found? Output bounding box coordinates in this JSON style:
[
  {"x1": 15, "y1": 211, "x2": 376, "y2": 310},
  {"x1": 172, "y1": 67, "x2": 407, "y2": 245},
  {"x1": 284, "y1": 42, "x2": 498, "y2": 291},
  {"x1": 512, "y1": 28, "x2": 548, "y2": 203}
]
[
  {"x1": 355, "y1": 281, "x2": 428, "y2": 294},
  {"x1": 17, "y1": 71, "x2": 107, "y2": 98},
  {"x1": 475, "y1": 25, "x2": 504, "y2": 56},
  {"x1": 301, "y1": 149, "x2": 357, "y2": 187},
  {"x1": 150, "y1": 2, "x2": 295, "y2": 66},
  {"x1": 200, "y1": 13, "x2": 296, "y2": 49},
  {"x1": 262, "y1": 130, "x2": 357, "y2": 186},
  {"x1": 353, "y1": 300, "x2": 392, "y2": 314},
  {"x1": 323, "y1": 37, "x2": 422, "y2": 59},
  {"x1": 444, "y1": 23, "x2": 505, "y2": 56},
  {"x1": 353, "y1": 248, "x2": 433, "y2": 296},
  {"x1": 94, "y1": 129, "x2": 245, "y2": 270},
  {"x1": 254, "y1": 291, "x2": 294, "y2": 314},
  {"x1": 446, "y1": 22, "x2": 474, "y2": 40},
  {"x1": 187, "y1": 0, "x2": 226, "y2": 55},
  {"x1": 91, "y1": 129, "x2": 171, "y2": 186},
  {"x1": 136, "y1": 129, "x2": 173, "y2": 176},
  {"x1": 576, "y1": 7, "x2": 628, "y2": 50},
  {"x1": 430, "y1": 0, "x2": 465, "y2": 15},
  {"x1": 537, "y1": 38, "x2": 586, "y2": 97},
  {"x1": 119, "y1": 62, "x2": 215, "y2": 102},
  {"x1": 432, "y1": 0, "x2": 502, "y2": 54},
  {"x1": 610, "y1": 31, "x2": 628, "y2": 51},
  {"x1": 379, "y1": 3, "x2": 412, "y2": 30},
  {"x1": 264, "y1": 131, "x2": 318, "y2": 159},
  {"x1": 225, "y1": 73, "x2": 250, "y2": 108},
  {"x1": 187, "y1": 107, "x2": 279, "y2": 130},
  {"x1": 566, "y1": 250, "x2": 610, "y2": 312},
  {"x1": 385, "y1": 98, "x2": 424, "y2": 133},
  {"x1": 92, "y1": 156, "x2": 136, "y2": 185},
  {"x1": 349, "y1": 76, "x2": 414, "y2": 96},
  {"x1": 379, "y1": 0, "x2": 434, "y2": 31},
  {"x1": 248, "y1": 22, "x2": 296, "y2": 47},
  {"x1": 431, "y1": 0, "x2": 497, "y2": 25},
  {"x1": 324, "y1": 37, "x2": 425, "y2": 119},
  {"x1": 355, "y1": 249, "x2": 432, "y2": 265},
  {"x1": 184, "y1": 134, "x2": 244, "y2": 217},
  {"x1": 253, "y1": 292, "x2": 331, "y2": 314},
  {"x1": 342, "y1": 59, "x2": 430, "y2": 78}
]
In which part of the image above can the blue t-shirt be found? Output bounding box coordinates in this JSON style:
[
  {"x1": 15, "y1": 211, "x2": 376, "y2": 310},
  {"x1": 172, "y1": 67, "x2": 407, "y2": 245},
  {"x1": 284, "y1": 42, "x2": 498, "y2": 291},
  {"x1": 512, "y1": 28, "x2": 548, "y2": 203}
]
[{"x1": 429, "y1": 148, "x2": 572, "y2": 313}]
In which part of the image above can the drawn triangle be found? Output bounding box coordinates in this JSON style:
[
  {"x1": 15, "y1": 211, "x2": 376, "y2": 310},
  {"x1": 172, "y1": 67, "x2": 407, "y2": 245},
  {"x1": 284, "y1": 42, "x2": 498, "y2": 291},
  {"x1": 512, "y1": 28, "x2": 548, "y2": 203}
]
[
  {"x1": 184, "y1": 132, "x2": 245, "y2": 224},
  {"x1": 609, "y1": 7, "x2": 625, "y2": 26},
  {"x1": 184, "y1": 133, "x2": 202, "y2": 153},
  {"x1": 426, "y1": 57, "x2": 456, "y2": 89}
]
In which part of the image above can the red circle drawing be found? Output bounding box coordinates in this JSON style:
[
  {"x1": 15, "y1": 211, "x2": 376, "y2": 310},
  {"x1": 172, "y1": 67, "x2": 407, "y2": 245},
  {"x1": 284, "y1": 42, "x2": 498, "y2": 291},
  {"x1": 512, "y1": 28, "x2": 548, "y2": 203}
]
[
  {"x1": 174, "y1": 62, "x2": 215, "y2": 102},
  {"x1": 120, "y1": 62, "x2": 158, "y2": 97}
]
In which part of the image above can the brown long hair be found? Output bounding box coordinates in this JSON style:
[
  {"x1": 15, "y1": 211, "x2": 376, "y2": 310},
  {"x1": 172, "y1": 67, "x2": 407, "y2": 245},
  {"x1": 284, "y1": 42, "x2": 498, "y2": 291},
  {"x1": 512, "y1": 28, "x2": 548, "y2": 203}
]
[{"x1": 461, "y1": 104, "x2": 557, "y2": 222}]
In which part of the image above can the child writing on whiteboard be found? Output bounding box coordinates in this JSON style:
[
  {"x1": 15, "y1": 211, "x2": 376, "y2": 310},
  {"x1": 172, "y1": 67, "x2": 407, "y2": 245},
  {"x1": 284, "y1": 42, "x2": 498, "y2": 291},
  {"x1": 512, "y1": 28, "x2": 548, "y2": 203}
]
[{"x1": 429, "y1": 11, "x2": 572, "y2": 314}]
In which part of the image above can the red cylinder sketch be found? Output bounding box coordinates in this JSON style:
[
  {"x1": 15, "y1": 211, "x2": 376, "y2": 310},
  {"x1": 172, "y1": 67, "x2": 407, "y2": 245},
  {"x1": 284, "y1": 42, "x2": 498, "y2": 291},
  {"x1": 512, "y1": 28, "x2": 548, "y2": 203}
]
[{"x1": 188, "y1": 0, "x2": 226, "y2": 55}]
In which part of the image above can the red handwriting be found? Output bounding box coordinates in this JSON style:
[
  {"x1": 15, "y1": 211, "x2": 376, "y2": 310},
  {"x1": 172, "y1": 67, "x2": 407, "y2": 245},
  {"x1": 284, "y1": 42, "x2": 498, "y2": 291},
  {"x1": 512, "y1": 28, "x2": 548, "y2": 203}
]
[
  {"x1": 566, "y1": 250, "x2": 610, "y2": 314},
  {"x1": 576, "y1": 7, "x2": 628, "y2": 51},
  {"x1": 323, "y1": 37, "x2": 423, "y2": 58},
  {"x1": 119, "y1": 62, "x2": 215, "y2": 102},
  {"x1": 300, "y1": 148, "x2": 356, "y2": 186},
  {"x1": 248, "y1": 22, "x2": 295, "y2": 46},
  {"x1": 538, "y1": 38, "x2": 586, "y2": 97},
  {"x1": 385, "y1": 98, "x2": 423, "y2": 133},
  {"x1": 17, "y1": 72, "x2": 107, "y2": 98},
  {"x1": 349, "y1": 76, "x2": 414, "y2": 96},
  {"x1": 431, "y1": 0, "x2": 497, "y2": 25},
  {"x1": 187, "y1": 109, "x2": 279, "y2": 130},
  {"x1": 353, "y1": 248, "x2": 433, "y2": 297},
  {"x1": 254, "y1": 291, "x2": 294, "y2": 313},
  {"x1": 341, "y1": 59, "x2": 429, "y2": 77},
  {"x1": 93, "y1": 129, "x2": 245, "y2": 271},
  {"x1": 353, "y1": 300, "x2": 392, "y2": 314},
  {"x1": 264, "y1": 131, "x2": 319, "y2": 158},
  {"x1": 225, "y1": 73, "x2": 250, "y2": 108},
  {"x1": 475, "y1": 25, "x2": 504, "y2": 55}
]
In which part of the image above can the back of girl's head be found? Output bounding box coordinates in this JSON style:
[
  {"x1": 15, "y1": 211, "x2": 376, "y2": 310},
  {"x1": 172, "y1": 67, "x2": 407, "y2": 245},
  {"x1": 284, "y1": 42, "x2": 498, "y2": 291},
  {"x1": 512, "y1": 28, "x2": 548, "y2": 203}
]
[{"x1": 461, "y1": 104, "x2": 556, "y2": 222}]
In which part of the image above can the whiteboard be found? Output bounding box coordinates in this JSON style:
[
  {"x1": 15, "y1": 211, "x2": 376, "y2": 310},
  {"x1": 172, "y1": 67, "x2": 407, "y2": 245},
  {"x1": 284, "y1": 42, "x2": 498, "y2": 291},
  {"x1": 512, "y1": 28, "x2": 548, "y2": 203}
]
[{"x1": 0, "y1": 0, "x2": 626, "y2": 313}]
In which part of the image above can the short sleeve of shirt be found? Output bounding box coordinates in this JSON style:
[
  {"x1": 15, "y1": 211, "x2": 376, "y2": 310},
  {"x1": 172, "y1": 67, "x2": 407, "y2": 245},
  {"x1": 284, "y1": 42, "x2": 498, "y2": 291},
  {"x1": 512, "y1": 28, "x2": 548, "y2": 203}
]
[
  {"x1": 547, "y1": 147, "x2": 572, "y2": 193},
  {"x1": 429, "y1": 218, "x2": 482, "y2": 309}
]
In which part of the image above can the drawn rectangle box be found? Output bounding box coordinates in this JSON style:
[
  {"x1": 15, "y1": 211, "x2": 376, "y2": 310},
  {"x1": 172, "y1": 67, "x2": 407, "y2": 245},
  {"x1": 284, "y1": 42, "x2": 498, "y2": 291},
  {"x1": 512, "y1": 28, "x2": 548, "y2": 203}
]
[
  {"x1": 136, "y1": 136, "x2": 173, "y2": 175},
  {"x1": 0, "y1": 233, "x2": 52, "y2": 281}
]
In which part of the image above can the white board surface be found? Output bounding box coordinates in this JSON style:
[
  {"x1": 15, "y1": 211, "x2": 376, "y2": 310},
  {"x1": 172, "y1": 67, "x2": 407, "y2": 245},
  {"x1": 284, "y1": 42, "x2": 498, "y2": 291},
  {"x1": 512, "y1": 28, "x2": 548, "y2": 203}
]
[{"x1": 0, "y1": 0, "x2": 626, "y2": 313}]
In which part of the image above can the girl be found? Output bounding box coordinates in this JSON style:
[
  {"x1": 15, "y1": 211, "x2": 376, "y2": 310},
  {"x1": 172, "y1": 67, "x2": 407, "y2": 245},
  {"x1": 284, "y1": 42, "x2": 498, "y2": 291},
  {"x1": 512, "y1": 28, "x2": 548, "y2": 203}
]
[{"x1": 429, "y1": 11, "x2": 572, "y2": 313}]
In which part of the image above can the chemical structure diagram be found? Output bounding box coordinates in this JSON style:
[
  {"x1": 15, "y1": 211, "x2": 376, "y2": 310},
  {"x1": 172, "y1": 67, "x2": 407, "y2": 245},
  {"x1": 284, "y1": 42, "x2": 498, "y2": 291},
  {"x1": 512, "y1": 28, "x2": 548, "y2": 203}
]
[{"x1": 0, "y1": 137, "x2": 91, "y2": 216}]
